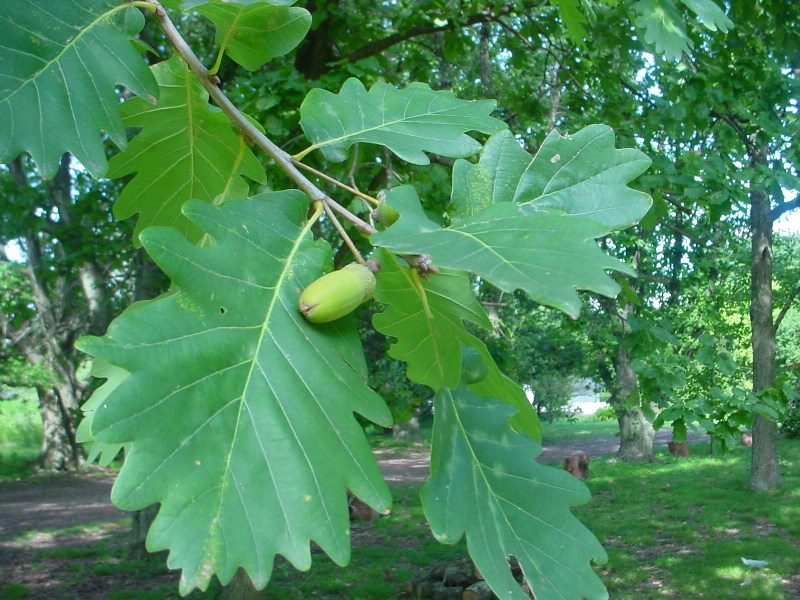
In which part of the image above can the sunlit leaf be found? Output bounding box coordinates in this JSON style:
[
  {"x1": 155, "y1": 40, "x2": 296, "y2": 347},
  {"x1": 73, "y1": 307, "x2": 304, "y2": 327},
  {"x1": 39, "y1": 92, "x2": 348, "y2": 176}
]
[
  {"x1": 298, "y1": 78, "x2": 506, "y2": 164},
  {"x1": 108, "y1": 56, "x2": 266, "y2": 245},
  {"x1": 422, "y1": 386, "x2": 607, "y2": 600},
  {"x1": 632, "y1": 0, "x2": 693, "y2": 59},
  {"x1": 372, "y1": 247, "x2": 541, "y2": 439},
  {"x1": 0, "y1": 0, "x2": 157, "y2": 177},
  {"x1": 452, "y1": 127, "x2": 652, "y2": 231},
  {"x1": 372, "y1": 186, "x2": 632, "y2": 317},
  {"x1": 77, "y1": 192, "x2": 391, "y2": 594}
]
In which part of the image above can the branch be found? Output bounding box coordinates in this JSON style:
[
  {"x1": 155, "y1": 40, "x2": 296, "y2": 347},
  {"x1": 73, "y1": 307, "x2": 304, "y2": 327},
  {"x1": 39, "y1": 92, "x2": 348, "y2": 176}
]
[
  {"x1": 663, "y1": 194, "x2": 693, "y2": 216},
  {"x1": 342, "y1": 9, "x2": 510, "y2": 63},
  {"x1": 770, "y1": 194, "x2": 800, "y2": 222},
  {"x1": 774, "y1": 283, "x2": 800, "y2": 333},
  {"x1": 661, "y1": 220, "x2": 701, "y2": 245},
  {"x1": 147, "y1": 1, "x2": 377, "y2": 236}
]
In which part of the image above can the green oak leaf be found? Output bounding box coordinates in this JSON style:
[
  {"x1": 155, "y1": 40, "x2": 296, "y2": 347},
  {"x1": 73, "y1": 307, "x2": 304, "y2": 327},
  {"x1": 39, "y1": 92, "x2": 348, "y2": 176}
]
[
  {"x1": 108, "y1": 56, "x2": 266, "y2": 245},
  {"x1": 422, "y1": 387, "x2": 608, "y2": 600},
  {"x1": 679, "y1": 0, "x2": 733, "y2": 32},
  {"x1": 372, "y1": 247, "x2": 540, "y2": 439},
  {"x1": 463, "y1": 340, "x2": 542, "y2": 441},
  {"x1": 195, "y1": 1, "x2": 311, "y2": 71},
  {"x1": 76, "y1": 359, "x2": 130, "y2": 466},
  {"x1": 551, "y1": 0, "x2": 591, "y2": 43},
  {"x1": 0, "y1": 0, "x2": 158, "y2": 178},
  {"x1": 372, "y1": 249, "x2": 491, "y2": 390},
  {"x1": 372, "y1": 186, "x2": 632, "y2": 318},
  {"x1": 452, "y1": 127, "x2": 652, "y2": 231},
  {"x1": 77, "y1": 191, "x2": 392, "y2": 595},
  {"x1": 298, "y1": 78, "x2": 506, "y2": 164},
  {"x1": 632, "y1": 0, "x2": 693, "y2": 60}
]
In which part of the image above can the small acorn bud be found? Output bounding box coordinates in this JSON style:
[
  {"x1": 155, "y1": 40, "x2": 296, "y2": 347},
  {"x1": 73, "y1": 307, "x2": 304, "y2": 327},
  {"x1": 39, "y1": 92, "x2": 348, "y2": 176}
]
[
  {"x1": 298, "y1": 263, "x2": 377, "y2": 323},
  {"x1": 375, "y1": 199, "x2": 400, "y2": 228}
]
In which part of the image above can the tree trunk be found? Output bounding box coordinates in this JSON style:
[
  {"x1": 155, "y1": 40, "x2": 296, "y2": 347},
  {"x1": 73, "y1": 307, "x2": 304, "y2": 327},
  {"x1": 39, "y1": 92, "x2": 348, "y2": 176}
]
[
  {"x1": 613, "y1": 345, "x2": 655, "y2": 462},
  {"x1": 393, "y1": 407, "x2": 422, "y2": 442},
  {"x1": 616, "y1": 406, "x2": 655, "y2": 462},
  {"x1": 749, "y1": 187, "x2": 782, "y2": 490},
  {"x1": 129, "y1": 504, "x2": 161, "y2": 560},
  {"x1": 220, "y1": 570, "x2": 268, "y2": 600},
  {"x1": 37, "y1": 385, "x2": 82, "y2": 470}
]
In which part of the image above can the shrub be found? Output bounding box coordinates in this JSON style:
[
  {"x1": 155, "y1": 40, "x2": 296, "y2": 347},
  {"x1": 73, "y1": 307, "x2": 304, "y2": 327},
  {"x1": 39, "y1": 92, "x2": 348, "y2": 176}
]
[{"x1": 593, "y1": 405, "x2": 617, "y2": 422}]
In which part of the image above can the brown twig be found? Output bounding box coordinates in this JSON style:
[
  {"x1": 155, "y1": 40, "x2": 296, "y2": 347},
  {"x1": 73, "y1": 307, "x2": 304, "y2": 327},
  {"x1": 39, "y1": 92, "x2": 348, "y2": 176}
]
[{"x1": 145, "y1": 0, "x2": 378, "y2": 237}]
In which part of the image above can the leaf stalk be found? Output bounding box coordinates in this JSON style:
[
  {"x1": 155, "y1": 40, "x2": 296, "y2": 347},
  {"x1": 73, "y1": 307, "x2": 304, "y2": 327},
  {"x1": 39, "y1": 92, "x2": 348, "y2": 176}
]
[{"x1": 144, "y1": 0, "x2": 378, "y2": 238}]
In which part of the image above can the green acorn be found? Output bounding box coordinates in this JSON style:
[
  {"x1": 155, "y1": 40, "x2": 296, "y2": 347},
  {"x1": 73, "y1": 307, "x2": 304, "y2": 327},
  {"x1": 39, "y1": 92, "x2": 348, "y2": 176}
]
[
  {"x1": 298, "y1": 263, "x2": 377, "y2": 323},
  {"x1": 375, "y1": 198, "x2": 400, "y2": 228}
]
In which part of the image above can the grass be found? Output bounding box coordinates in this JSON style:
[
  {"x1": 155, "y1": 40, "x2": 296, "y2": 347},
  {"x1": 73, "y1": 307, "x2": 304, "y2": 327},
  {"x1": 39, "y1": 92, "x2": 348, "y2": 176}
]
[
  {"x1": 539, "y1": 414, "x2": 619, "y2": 444},
  {"x1": 1, "y1": 408, "x2": 798, "y2": 598},
  {"x1": 579, "y1": 439, "x2": 800, "y2": 599},
  {"x1": 0, "y1": 395, "x2": 42, "y2": 479}
]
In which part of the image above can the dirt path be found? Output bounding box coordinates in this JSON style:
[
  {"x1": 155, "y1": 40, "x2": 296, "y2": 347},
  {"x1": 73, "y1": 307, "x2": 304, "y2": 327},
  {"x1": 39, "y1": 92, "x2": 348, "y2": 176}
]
[{"x1": 0, "y1": 430, "x2": 709, "y2": 544}]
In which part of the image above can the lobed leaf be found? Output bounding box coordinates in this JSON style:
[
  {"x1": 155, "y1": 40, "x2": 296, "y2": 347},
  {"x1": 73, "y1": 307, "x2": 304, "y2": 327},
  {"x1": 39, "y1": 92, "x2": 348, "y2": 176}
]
[
  {"x1": 632, "y1": 0, "x2": 693, "y2": 60},
  {"x1": 372, "y1": 247, "x2": 491, "y2": 391},
  {"x1": 372, "y1": 247, "x2": 541, "y2": 439},
  {"x1": 679, "y1": 0, "x2": 733, "y2": 33},
  {"x1": 372, "y1": 186, "x2": 633, "y2": 318},
  {"x1": 195, "y1": 1, "x2": 311, "y2": 71},
  {"x1": 298, "y1": 78, "x2": 506, "y2": 164},
  {"x1": 422, "y1": 386, "x2": 608, "y2": 600},
  {"x1": 77, "y1": 192, "x2": 391, "y2": 594},
  {"x1": 107, "y1": 56, "x2": 266, "y2": 245},
  {"x1": 0, "y1": 0, "x2": 157, "y2": 177},
  {"x1": 76, "y1": 359, "x2": 130, "y2": 466},
  {"x1": 452, "y1": 127, "x2": 652, "y2": 231}
]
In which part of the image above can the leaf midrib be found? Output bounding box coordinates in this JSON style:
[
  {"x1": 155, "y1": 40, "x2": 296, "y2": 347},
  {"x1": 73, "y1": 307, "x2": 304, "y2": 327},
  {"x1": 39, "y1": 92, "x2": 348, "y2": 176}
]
[{"x1": 0, "y1": 2, "x2": 131, "y2": 105}]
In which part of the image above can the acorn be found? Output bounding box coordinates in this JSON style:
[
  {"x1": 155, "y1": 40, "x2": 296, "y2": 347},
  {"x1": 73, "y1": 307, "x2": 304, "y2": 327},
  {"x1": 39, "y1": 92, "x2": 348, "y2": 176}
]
[
  {"x1": 298, "y1": 263, "x2": 377, "y2": 323},
  {"x1": 375, "y1": 198, "x2": 400, "y2": 228}
]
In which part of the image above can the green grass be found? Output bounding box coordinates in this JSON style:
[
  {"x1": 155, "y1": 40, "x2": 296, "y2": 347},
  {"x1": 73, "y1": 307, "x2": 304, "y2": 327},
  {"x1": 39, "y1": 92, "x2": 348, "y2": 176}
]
[
  {"x1": 578, "y1": 439, "x2": 800, "y2": 599},
  {"x1": 2, "y1": 411, "x2": 798, "y2": 598},
  {"x1": 0, "y1": 395, "x2": 42, "y2": 479},
  {"x1": 539, "y1": 415, "x2": 619, "y2": 444}
]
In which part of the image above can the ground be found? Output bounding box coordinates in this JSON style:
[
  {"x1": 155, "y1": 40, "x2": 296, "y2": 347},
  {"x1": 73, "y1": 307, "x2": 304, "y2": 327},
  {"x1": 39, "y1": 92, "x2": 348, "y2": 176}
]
[{"x1": 0, "y1": 430, "x2": 706, "y2": 599}]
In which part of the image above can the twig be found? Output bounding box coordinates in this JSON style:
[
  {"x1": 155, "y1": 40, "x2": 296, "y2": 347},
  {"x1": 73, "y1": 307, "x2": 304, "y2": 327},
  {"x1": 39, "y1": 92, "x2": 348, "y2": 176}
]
[
  {"x1": 292, "y1": 159, "x2": 379, "y2": 206},
  {"x1": 145, "y1": 0, "x2": 378, "y2": 236},
  {"x1": 775, "y1": 283, "x2": 800, "y2": 333},
  {"x1": 322, "y1": 203, "x2": 365, "y2": 264}
]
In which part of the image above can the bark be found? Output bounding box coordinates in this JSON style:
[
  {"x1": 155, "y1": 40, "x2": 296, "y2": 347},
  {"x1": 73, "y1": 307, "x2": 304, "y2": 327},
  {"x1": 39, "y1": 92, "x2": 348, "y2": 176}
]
[
  {"x1": 37, "y1": 385, "x2": 82, "y2": 470},
  {"x1": 749, "y1": 187, "x2": 782, "y2": 490},
  {"x1": 563, "y1": 451, "x2": 589, "y2": 479},
  {"x1": 616, "y1": 405, "x2": 655, "y2": 462},
  {"x1": 294, "y1": 0, "x2": 341, "y2": 79},
  {"x1": 129, "y1": 504, "x2": 161, "y2": 560},
  {"x1": 609, "y1": 344, "x2": 655, "y2": 462},
  {"x1": 393, "y1": 407, "x2": 423, "y2": 442},
  {"x1": 220, "y1": 570, "x2": 268, "y2": 600}
]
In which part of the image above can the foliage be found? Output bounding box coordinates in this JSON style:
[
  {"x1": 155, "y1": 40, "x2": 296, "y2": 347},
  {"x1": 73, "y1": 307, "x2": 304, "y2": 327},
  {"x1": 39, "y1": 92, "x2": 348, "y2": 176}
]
[
  {"x1": 0, "y1": 0, "x2": 158, "y2": 178},
  {"x1": 592, "y1": 405, "x2": 617, "y2": 422},
  {"x1": 782, "y1": 404, "x2": 800, "y2": 438},
  {"x1": 4, "y1": 0, "x2": 773, "y2": 597}
]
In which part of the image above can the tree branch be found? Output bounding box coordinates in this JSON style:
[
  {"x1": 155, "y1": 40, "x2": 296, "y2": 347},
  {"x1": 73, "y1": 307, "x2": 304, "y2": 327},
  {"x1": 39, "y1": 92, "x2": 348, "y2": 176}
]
[
  {"x1": 770, "y1": 194, "x2": 800, "y2": 222},
  {"x1": 774, "y1": 283, "x2": 800, "y2": 333},
  {"x1": 147, "y1": 1, "x2": 377, "y2": 236},
  {"x1": 342, "y1": 9, "x2": 509, "y2": 63}
]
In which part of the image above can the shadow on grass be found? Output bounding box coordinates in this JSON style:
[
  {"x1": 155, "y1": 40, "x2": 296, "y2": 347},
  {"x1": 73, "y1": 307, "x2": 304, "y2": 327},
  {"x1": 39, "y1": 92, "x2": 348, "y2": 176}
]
[{"x1": 580, "y1": 439, "x2": 800, "y2": 599}]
